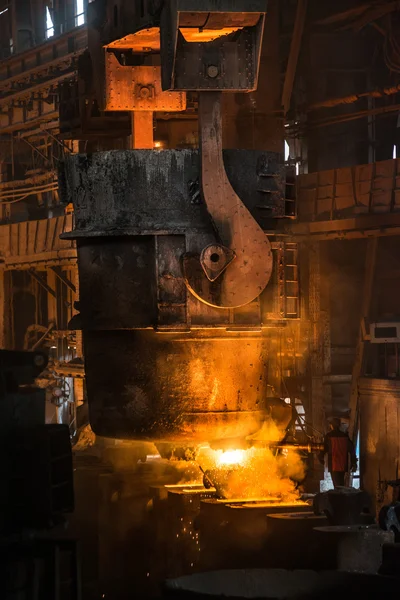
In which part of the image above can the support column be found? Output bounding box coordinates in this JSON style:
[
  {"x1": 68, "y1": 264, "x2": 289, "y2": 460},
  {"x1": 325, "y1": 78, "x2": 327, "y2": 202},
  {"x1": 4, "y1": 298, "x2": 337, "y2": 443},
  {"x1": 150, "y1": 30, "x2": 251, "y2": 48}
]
[
  {"x1": 46, "y1": 266, "x2": 58, "y2": 356},
  {"x1": 73, "y1": 264, "x2": 83, "y2": 358},
  {"x1": 131, "y1": 112, "x2": 154, "y2": 149},
  {"x1": 308, "y1": 242, "x2": 325, "y2": 491},
  {"x1": 0, "y1": 270, "x2": 5, "y2": 348},
  {"x1": 321, "y1": 309, "x2": 332, "y2": 417},
  {"x1": 0, "y1": 271, "x2": 13, "y2": 349},
  {"x1": 222, "y1": 0, "x2": 283, "y2": 153},
  {"x1": 348, "y1": 237, "x2": 378, "y2": 442},
  {"x1": 47, "y1": 267, "x2": 58, "y2": 326},
  {"x1": 309, "y1": 242, "x2": 325, "y2": 436}
]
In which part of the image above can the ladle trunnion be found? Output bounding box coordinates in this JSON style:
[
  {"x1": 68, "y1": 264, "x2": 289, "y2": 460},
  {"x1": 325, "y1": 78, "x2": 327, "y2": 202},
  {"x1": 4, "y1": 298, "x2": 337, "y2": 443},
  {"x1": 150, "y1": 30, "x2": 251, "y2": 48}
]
[{"x1": 59, "y1": 0, "x2": 290, "y2": 443}]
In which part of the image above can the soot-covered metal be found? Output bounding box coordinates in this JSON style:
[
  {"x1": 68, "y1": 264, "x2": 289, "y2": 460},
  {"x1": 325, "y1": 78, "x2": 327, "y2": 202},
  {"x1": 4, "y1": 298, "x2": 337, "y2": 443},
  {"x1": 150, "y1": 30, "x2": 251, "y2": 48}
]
[{"x1": 60, "y1": 149, "x2": 286, "y2": 442}]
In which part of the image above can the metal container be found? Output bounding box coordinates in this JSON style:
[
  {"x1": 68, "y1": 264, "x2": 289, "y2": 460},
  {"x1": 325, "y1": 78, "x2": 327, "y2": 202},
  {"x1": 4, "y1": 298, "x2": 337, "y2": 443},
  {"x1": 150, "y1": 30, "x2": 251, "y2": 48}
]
[
  {"x1": 82, "y1": 329, "x2": 269, "y2": 441},
  {"x1": 60, "y1": 149, "x2": 287, "y2": 442},
  {"x1": 198, "y1": 500, "x2": 310, "y2": 570},
  {"x1": 167, "y1": 487, "x2": 216, "y2": 577},
  {"x1": 164, "y1": 569, "x2": 398, "y2": 599},
  {"x1": 314, "y1": 525, "x2": 394, "y2": 574},
  {"x1": 265, "y1": 512, "x2": 328, "y2": 569}
]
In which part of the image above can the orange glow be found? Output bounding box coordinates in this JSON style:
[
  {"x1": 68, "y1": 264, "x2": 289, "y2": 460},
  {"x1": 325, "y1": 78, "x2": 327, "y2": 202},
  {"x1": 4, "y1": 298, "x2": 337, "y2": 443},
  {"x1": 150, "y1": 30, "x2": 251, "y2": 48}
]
[
  {"x1": 216, "y1": 449, "x2": 246, "y2": 466},
  {"x1": 104, "y1": 25, "x2": 243, "y2": 51},
  {"x1": 197, "y1": 422, "x2": 307, "y2": 503},
  {"x1": 179, "y1": 27, "x2": 242, "y2": 43},
  {"x1": 105, "y1": 28, "x2": 160, "y2": 52},
  {"x1": 199, "y1": 446, "x2": 306, "y2": 502}
]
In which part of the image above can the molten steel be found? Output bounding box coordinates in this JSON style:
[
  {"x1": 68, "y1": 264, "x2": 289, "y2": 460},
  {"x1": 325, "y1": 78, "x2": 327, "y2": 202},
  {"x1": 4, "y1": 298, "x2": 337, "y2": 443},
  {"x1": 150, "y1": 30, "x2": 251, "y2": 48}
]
[
  {"x1": 216, "y1": 449, "x2": 247, "y2": 466},
  {"x1": 197, "y1": 419, "x2": 307, "y2": 502}
]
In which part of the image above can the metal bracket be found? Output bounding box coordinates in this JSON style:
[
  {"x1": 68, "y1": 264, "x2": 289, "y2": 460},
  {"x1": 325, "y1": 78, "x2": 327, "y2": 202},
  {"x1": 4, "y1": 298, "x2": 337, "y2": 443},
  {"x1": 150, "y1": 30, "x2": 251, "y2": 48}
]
[
  {"x1": 104, "y1": 54, "x2": 186, "y2": 112},
  {"x1": 28, "y1": 268, "x2": 71, "y2": 308},
  {"x1": 182, "y1": 92, "x2": 273, "y2": 308},
  {"x1": 29, "y1": 268, "x2": 57, "y2": 299},
  {"x1": 50, "y1": 266, "x2": 76, "y2": 294},
  {"x1": 160, "y1": 0, "x2": 267, "y2": 91},
  {"x1": 200, "y1": 244, "x2": 236, "y2": 281}
]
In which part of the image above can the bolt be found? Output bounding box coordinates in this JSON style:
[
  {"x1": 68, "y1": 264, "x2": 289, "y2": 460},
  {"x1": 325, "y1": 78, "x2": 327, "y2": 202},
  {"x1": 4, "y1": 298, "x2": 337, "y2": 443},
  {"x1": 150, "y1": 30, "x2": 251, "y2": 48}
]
[
  {"x1": 207, "y1": 65, "x2": 219, "y2": 78},
  {"x1": 139, "y1": 86, "x2": 151, "y2": 99}
]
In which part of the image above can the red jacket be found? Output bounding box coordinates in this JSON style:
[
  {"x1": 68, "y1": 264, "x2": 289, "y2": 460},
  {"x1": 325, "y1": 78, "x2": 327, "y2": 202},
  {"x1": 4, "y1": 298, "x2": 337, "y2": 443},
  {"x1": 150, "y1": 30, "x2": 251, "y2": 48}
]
[{"x1": 323, "y1": 429, "x2": 357, "y2": 473}]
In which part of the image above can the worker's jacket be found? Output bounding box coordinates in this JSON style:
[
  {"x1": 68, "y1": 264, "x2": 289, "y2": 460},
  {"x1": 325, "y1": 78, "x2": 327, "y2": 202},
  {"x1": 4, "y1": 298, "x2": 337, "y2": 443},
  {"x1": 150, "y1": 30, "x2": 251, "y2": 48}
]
[{"x1": 323, "y1": 429, "x2": 357, "y2": 473}]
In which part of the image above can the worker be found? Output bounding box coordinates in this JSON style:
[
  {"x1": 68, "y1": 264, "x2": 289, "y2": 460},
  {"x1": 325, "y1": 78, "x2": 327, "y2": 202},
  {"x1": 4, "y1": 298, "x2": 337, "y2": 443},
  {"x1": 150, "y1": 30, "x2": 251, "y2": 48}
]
[{"x1": 320, "y1": 418, "x2": 357, "y2": 488}]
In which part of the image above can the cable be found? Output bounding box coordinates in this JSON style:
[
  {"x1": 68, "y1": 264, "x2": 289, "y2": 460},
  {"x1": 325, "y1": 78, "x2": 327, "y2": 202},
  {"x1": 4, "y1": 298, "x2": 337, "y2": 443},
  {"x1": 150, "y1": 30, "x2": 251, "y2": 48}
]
[
  {"x1": 0, "y1": 183, "x2": 57, "y2": 199},
  {"x1": 0, "y1": 188, "x2": 58, "y2": 203},
  {"x1": 0, "y1": 183, "x2": 58, "y2": 203},
  {"x1": 0, "y1": 188, "x2": 58, "y2": 204},
  {"x1": 0, "y1": 177, "x2": 57, "y2": 195}
]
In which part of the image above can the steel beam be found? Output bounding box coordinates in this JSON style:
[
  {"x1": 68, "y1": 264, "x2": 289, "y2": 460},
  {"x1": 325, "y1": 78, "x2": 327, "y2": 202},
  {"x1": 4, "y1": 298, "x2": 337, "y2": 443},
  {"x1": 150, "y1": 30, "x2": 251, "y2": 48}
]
[
  {"x1": 0, "y1": 26, "x2": 86, "y2": 134},
  {"x1": 131, "y1": 112, "x2": 154, "y2": 149},
  {"x1": 348, "y1": 237, "x2": 378, "y2": 443},
  {"x1": 50, "y1": 266, "x2": 76, "y2": 293},
  {"x1": 0, "y1": 71, "x2": 77, "y2": 108},
  {"x1": 281, "y1": 0, "x2": 308, "y2": 116},
  {"x1": 0, "y1": 50, "x2": 85, "y2": 94},
  {"x1": 281, "y1": 213, "x2": 400, "y2": 241},
  {"x1": 0, "y1": 27, "x2": 87, "y2": 83},
  {"x1": 28, "y1": 267, "x2": 57, "y2": 298},
  {"x1": 309, "y1": 242, "x2": 325, "y2": 436},
  {"x1": 28, "y1": 267, "x2": 71, "y2": 308},
  {"x1": 0, "y1": 111, "x2": 59, "y2": 136}
]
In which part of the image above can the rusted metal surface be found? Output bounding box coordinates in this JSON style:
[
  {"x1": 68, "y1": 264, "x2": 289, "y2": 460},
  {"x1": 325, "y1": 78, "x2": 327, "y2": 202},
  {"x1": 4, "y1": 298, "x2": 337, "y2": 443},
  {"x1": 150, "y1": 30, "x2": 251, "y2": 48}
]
[
  {"x1": 60, "y1": 145, "x2": 285, "y2": 441},
  {"x1": 105, "y1": 28, "x2": 160, "y2": 52},
  {"x1": 104, "y1": 57, "x2": 186, "y2": 112},
  {"x1": 160, "y1": 1, "x2": 266, "y2": 91},
  {"x1": 358, "y1": 377, "x2": 400, "y2": 514},
  {"x1": 60, "y1": 150, "x2": 286, "y2": 237},
  {"x1": 199, "y1": 244, "x2": 236, "y2": 282},
  {"x1": 84, "y1": 329, "x2": 268, "y2": 441},
  {"x1": 183, "y1": 93, "x2": 273, "y2": 308},
  {"x1": 131, "y1": 112, "x2": 154, "y2": 149},
  {"x1": 102, "y1": 60, "x2": 186, "y2": 149},
  {"x1": 179, "y1": 12, "x2": 262, "y2": 28}
]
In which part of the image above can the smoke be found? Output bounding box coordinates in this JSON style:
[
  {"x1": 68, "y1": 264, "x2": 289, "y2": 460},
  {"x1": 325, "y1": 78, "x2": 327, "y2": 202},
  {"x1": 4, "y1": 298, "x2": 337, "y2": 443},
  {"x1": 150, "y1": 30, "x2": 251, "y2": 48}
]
[
  {"x1": 196, "y1": 420, "x2": 306, "y2": 501},
  {"x1": 197, "y1": 446, "x2": 305, "y2": 501},
  {"x1": 73, "y1": 424, "x2": 96, "y2": 450}
]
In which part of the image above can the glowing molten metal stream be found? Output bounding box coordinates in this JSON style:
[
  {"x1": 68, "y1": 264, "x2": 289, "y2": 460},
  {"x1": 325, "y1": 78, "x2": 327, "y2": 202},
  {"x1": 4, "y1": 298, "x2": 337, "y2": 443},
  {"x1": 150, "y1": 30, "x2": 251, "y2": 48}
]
[
  {"x1": 216, "y1": 449, "x2": 247, "y2": 466},
  {"x1": 198, "y1": 439, "x2": 307, "y2": 503}
]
